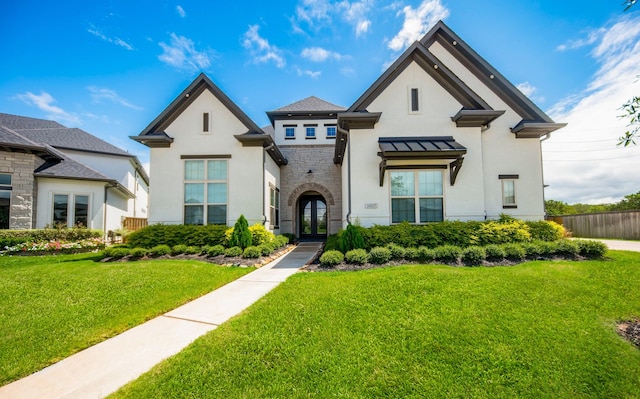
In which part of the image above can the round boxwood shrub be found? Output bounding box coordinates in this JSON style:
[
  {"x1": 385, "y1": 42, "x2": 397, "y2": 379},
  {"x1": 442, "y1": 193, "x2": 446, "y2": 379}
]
[
  {"x1": 129, "y1": 247, "x2": 148, "y2": 258},
  {"x1": 501, "y1": 243, "x2": 526, "y2": 261},
  {"x1": 224, "y1": 246, "x2": 243, "y2": 257},
  {"x1": 319, "y1": 250, "x2": 344, "y2": 267},
  {"x1": 258, "y1": 243, "x2": 275, "y2": 256},
  {"x1": 404, "y1": 247, "x2": 420, "y2": 261},
  {"x1": 521, "y1": 242, "x2": 543, "y2": 259},
  {"x1": 484, "y1": 244, "x2": 506, "y2": 261},
  {"x1": 171, "y1": 244, "x2": 189, "y2": 255},
  {"x1": 242, "y1": 246, "x2": 262, "y2": 259},
  {"x1": 345, "y1": 248, "x2": 368, "y2": 265},
  {"x1": 206, "y1": 244, "x2": 225, "y2": 257},
  {"x1": 556, "y1": 239, "x2": 580, "y2": 258},
  {"x1": 576, "y1": 240, "x2": 608, "y2": 259},
  {"x1": 386, "y1": 243, "x2": 406, "y2": 260},
  {"x1": 434, "y1": 245, "x2": 462, "y2": 263},
  {"x1": 149, "y1": 244, "x2": 171, "y2": 257},
  {"x1": 368, "y1": 246, "x2": 391, "y2": 264},
  {"x1": 462, "y1": 246, "x2": 486, "y2": 266},
  {"x1": 417, "y1": 246, "x2": 436, "y2": 263},
  {"x1": 537, "y1": 241, "x2": 559, "y2": 256},
  {"x1": 103, "y1": 246, "x2": 131, "y2": 258},
  {"x1": 184, "y1": 246, "x2": 200, "y2": 255},
  {"x1": 274, "y1": 235, "x2": 289, "y2": 248}
]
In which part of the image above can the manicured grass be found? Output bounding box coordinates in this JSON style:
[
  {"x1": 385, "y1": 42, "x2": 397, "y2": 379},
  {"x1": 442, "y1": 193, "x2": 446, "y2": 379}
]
[
  {"x1": 0, "y1": 253, "x2": 253, "y2": 385},
  {"x1": 113, "y1": 251, "x2": 640, "y2": 398}
]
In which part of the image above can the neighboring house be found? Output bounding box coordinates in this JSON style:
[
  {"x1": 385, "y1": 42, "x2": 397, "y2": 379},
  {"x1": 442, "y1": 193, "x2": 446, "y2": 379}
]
[
  {"x1": 0, "y1": 113, "x2": 149, "y2": 233},
  {"x1": 132, "y1": 21, "x2": 565, "y2": 239}
]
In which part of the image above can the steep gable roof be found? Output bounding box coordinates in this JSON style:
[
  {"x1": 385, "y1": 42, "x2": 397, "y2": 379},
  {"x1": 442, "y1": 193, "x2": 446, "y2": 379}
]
[
  {"x1": 132, "y1": 73, "x2": 287, "y2": 166},
  {"x1": 13, "y1": 127, "x2": 131, "y2": 156},
  {"x1": 0, "y1": 113, "x2": 64, "y2": 130}
]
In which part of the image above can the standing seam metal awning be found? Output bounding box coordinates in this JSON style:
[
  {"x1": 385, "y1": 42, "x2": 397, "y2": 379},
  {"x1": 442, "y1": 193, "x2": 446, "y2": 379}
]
[{"x1": 377, "y1": 136, "x2": 467, "y2": 186}]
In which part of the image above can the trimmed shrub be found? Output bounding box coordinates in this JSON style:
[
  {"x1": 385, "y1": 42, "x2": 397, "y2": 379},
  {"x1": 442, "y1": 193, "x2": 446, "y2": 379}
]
[
  {"x1": 258, "y1": 243, "x2": 275, "y2": 256},
  {"x1": 324, "y1": 234, "x2": 339, "y2": 252},
  {"x1": 340, "y1": 224, "x2": 366, "y2": 252},
  {"x1": 319, "y1": 250, "x2": 344, "y2": 267},
  {"x1": 386, "y1": 243, "x2": 406, "y2": 260},
  {"x1": 229, "y1": 215, "x2": 252, "y2": 249},
  {"x1": 0, "y1": 227, "x2": 102, "y2": 249},
  {"x1": 126, "y1": 224, "x2": 227, "y2": 248},
  {"x1": 404, "y1": 247, "x2": 420, "y2": 261},
  {"x1": 129, "y1": 247, "x2": 148, "y2": 258},
  {"x1": 537, "y1": 241, "x2": 559, "y2": 256},
  {"x1": 224, "y1": 246, "x2": 243, "y2": 257},
  {"x1": 462, "y1": 246, "x2": 486, "y2": 266},
  {"x1": 103, "y1": 247, "x2": 131, "y2": 258},
  {"x1": 526, "y1": 221, "x2": 565, "y2": 241},
  {"x1": 434, "y1": 245, "x2": 462, "y2": 263},
  {"x1": 472, "y1": 220, "x2": 531, "y2": 246},
  {"x1": 484, "y1": 244, "x2": 506, "y2": 261},
  {"x1": 282, "y1": 233, "x2": 296, "y2": 244},
  {"x1": 576, "y1": 240, "x2": 608, "y2": 259},
  {"x1": 417, "y1": 246, "x2": 436, "y2": 263},
  {"x1": 556, "y1": 239, "x2": 580, "y2": 258},
  {"x1": 206, "y1": 244, "x2": 225, "y2": 257},
  {"x1": 149, "y1": 244, "x2": 171, "y2": 257},
  {"x1": 171, "y1": 244, "x2": 188, "y2": 255},
  {"x1": 242, "y1": 246, "x2": 262, "y2": 259},
  {"x1": 248, "y1": 223, "x2": 275, "y2": 246},
  {"x1": 521, "y1": 242, "x2": 543, "y2": 259},
  {"x1": 345, "y1": 248, "x2": 368, "y2": 265},
  {"x1": 274, "y1": 235, "x2": 289, "y2": 248},
  {"x1": 368, "y1": 247, "x2": 391, "y2": 264},
  {"x1": 501, "y1": 243, "x2": 526, "y2": 261},
  {"x1": 184, "y1": 246, "x2": 200, "y2": 255}
]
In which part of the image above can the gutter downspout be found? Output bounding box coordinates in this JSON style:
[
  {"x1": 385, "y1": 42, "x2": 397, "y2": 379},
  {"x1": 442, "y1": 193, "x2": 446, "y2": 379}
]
[
  {"x1": 103, "y1": 184, "x2": 113, "y2": 241},
  {"x1": 338, "y1": 126, "x2": 352, "y2": 225},
  {"x1": 540, "y1": 133, "x2": 552, "y2": 218}
]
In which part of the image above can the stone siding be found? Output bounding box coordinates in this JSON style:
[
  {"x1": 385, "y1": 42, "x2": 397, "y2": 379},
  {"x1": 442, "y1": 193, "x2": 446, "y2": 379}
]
[
  {"x1": 0, "y1": 151, "x2": 37, "y2": 229},
  {"x1": 279, "y1": 144, "x2": 342, "y2": 236}
]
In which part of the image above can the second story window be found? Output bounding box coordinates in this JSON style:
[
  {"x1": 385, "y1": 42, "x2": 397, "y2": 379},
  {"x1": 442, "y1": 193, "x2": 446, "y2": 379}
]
[
  {"x1": 306, "y1": 127, "x2": 316, "y2": 139},
  {"x1": 326, "y1": 126, "x2": 336, "y2": 138},
  {"x1": 285, "y1": 126, "x2": 295, "y2": 139}
]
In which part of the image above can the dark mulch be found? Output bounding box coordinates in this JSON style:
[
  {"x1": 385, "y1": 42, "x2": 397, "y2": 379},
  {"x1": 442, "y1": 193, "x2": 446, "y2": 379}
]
[{"x1": 617, "y1": 319, "x2": 640, "y2": 349}]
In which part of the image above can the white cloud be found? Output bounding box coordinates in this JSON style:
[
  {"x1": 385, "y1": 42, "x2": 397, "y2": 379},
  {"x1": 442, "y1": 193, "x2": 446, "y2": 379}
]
[
  {"x1": 338, "y1": 0, "x2": 373, "y2": 37},
  {"x1": 516, "y1": 81, "x2": 545, "y2": 104},
  {"x1": 293, "y1": 0, "x2": 373, "y2": 37},
  {"x1": 543, "y1": 14, "x2": 640, "y2": 204},
  {"x1": 87, "y1": 86, "x2": 143, "y2": 110},
  {"x1": 242, "y1": 25, "x2": 286, "y2": 68},
  {"x1": 158, "y1": 33, "x2": 212, "y2": 72},
  {"x1": 387, "y1": 0, "x2": 449, "y2": 51},
  {"x1": 301, "y1": 47, "x2": 343, "y2": 62},
  {"x1": 295, "y1": 66, "x2": 322, "y2": 78},
  {"x1": 176, "y1": 5, "x2": 186, "y2": 18},
  {"x1": 16, "y1": 91, "x2": 81, "y2": 126},
  {"x1": 87, "y1": 25, "x2": 134, "y2": 50},
  {"x1": 556, "y1": 28, "x2": 605, "y2": 52},
  {"x1": 296, "y1": 0, "x2": 332, "y2": 26}
]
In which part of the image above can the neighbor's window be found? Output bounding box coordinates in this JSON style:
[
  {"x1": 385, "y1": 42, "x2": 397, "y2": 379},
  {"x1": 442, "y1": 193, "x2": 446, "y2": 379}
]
[
  {"x1": 326, "y1": 125, "x2": 336, "y2": 138},
  {"x1": 285, "y1": 126, "x2": 295, "y2": 139},
  {"x1": 0, "y1": 173, "x2": 12, "y2": 229},
  {"x1": 306, "y1": 127, "x2": 316, "y2": 139},
  {"x1": 184, "y1": 159, "x2": 228, "y2": 225},
  {"x1": 500, "y1": 175, "x2": 518, "y2": 208},
  {"x1": 390, "y1": 170, "x2": 443, "y2": 223},
  {"x1": 52, "y1": 193, "x2": 90, "y2": 227},
  {"x1": 270, "y1": 185, "x2": 280, "y2": 228}
]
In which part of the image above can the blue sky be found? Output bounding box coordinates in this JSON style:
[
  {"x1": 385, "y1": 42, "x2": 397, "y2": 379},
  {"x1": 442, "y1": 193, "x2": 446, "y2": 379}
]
[{"x1": 1, "y1": 0, "x2": 639, "y2": 204}]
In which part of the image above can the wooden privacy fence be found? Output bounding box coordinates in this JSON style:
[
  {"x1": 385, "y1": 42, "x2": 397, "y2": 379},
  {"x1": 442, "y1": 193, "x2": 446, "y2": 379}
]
[
  {"x1": 122, "y1": 217, "x2": 148, "y2": 232},
  {"x1": 547, "y1": 211, "x2": 640, "y2": 240}
]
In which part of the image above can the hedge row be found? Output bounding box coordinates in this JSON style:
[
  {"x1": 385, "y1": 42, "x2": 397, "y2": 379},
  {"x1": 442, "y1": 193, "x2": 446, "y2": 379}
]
[
  {"x1": 325, "y1": 219, "x2": 565, "y2": 253},
  {"x1": 319, "y1": 239, "x2": 608, "y2": 268},
  {"x1": 0, "y1": 228, "x2": 102, "y2": 248}
]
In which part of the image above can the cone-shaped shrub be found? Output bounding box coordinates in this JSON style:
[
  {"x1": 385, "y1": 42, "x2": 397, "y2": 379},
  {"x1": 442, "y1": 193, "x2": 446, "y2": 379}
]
[
  {"x1": 229, "y1": 215, "x2": 252, "y2": 249},
  {"x1": 340, "y1": 223, "x2": 365, "y2": 252}
]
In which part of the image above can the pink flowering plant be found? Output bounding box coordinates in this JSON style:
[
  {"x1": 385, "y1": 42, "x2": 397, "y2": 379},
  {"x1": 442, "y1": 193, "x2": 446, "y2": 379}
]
[{"x1": 2, "y1": 238, "x2": 105, "y2": 255}]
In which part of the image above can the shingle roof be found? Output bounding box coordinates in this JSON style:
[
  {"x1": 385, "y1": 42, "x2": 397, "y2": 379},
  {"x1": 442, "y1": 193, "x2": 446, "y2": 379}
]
[
  {"x1": 272, "y1": 96, "x2": 346, "y2": 112},
  {"x1": 0, "y1": 113, "x2": 64, "y2": 130},
  {"x1": 11, "y1": 127, "x2": 131, "y2": 156},
  {"x1": 34, "y1": 146, "x2": 113, "y2": 181},
  {"x1": 0, "y1": 125, "x2": 41, "y2": 147}
]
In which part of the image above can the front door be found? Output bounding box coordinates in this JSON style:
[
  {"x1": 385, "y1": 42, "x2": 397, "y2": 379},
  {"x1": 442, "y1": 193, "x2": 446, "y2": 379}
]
[{"x1": 299, "y1": 196, "x2": 327, "y2": 239}]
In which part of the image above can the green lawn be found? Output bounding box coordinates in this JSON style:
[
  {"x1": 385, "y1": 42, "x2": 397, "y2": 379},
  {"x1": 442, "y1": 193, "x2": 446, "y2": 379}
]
[
  {"x1": 0, "y1": 253, "x2": 253, "y2": 385},
  {"x1": 112, "y1": 251, "x2": 640, "y2": 398}
]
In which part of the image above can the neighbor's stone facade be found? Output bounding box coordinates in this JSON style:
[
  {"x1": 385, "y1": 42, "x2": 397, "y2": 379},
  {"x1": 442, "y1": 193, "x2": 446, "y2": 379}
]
[
  {"x1": 0, "y1": 151, "x2": 38, "y2": 229},
  {"x1": 279, "y1": 144, "x2": 342, "y2": 235}
]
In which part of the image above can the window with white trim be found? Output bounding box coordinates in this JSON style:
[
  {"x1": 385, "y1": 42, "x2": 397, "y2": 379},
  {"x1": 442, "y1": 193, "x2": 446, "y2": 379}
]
[
  {"x1": 390, "y1": 170, "x2": 443, "y2": 223},
  {"x1": 305, "y1": 126, "x2": 316, "y2": 139},
  {"x1": 184, "y1": 159, "x2": 228, "y2": 225},
  {"x1": 52, "y1": 193, "x2": 90, "y2": 227},
  {"x1": 269, "y1": 185, "x2": 280, "y2": 228},
  {"x1": 326, "y1": 125, "x2": 336, "y2": 138},
  {"x1": 500, "y1": 175, "x2": 518, "y2": 208},
  {"x1": 0, "y1": 173, "x2": 12, "y2": 229},
  {"x1": 284, "y1": 125, "x2": 296, "y2": 139}
]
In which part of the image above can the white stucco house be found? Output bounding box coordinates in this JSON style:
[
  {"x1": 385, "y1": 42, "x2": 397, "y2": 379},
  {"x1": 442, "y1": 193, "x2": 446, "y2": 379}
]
[
  {"x1": 132, "y1": 21, "x2": 565, "y2": 239},
  {"x1": 0, "y1": 113, "x2": 149, "y2": 234}
]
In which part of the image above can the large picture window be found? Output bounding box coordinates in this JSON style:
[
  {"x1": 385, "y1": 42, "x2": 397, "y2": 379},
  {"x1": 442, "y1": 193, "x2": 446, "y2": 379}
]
[
  {"x1": 390, "y1": 170, "x2": 443, "y2": 223},
  {"x1": 184, "y1": 159, "x2": 228, "y2": 225},
  {"x1": 0, "y1": 174, "x2": 12, "y2": 229},
  {"x1": 52, "y1": 193, "x2": 90, "y2": 227}
]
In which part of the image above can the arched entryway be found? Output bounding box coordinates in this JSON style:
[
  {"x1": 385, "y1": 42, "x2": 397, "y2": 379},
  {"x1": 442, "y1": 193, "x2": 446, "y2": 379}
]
[{"x1": 298, "y1": 194, "x2": 327, "y2": 240}]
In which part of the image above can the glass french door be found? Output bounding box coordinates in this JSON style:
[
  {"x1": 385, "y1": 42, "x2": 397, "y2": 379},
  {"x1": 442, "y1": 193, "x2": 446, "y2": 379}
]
[{"x1": 300, "y1": 196, "x2": 327, "y2": 238}]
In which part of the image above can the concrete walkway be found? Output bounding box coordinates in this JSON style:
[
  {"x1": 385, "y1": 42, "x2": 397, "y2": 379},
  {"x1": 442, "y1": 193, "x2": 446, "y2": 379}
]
[
  {"x1": 591, "y1": 238, "x2": 640, "y2": 252},
  {"x1": 0, "y1": 242, "x2": 323, "y2": 399}
]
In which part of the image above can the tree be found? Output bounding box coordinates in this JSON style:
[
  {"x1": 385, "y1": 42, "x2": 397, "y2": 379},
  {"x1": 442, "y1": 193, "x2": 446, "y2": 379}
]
[
  {"x1": 619, "y1": 94, "x2": 640, "y2": 146},
  {"x1": 544, "y1": 199, "x2": 576, "y2": 216},
  {"x1": 609, "y1": 191, "x2": 640, "y2": 211},
  {"x1": 229, "y1": 214, "x2": 252, "y2": 249}
]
